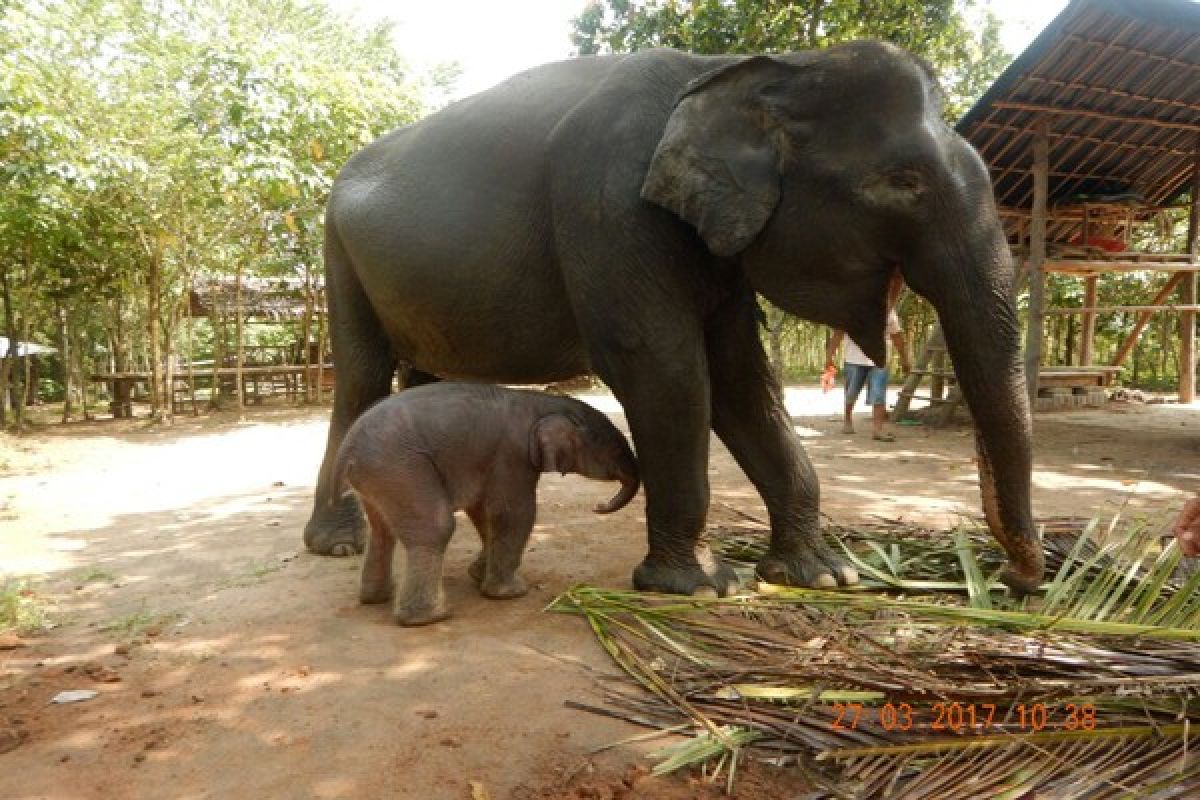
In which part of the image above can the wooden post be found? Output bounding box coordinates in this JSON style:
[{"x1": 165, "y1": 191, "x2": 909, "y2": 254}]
[
  {"x1": 1080, "y1": 275, "x2": 1099, "y2": 366},
  {"x1": 1182, "y1": 143, "x2": 1199, "y2": 403},
  {"x1": 1023, "y1": 116, "x2": 1050, "y2": 408}
]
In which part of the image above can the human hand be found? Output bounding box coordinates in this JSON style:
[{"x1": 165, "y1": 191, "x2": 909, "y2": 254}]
[
  {"x1": 1173, "y1": 497, "x2": 1200, "y2": 558},
  {"x1": 821, "y1": 365, "x2": 836, "y2": 393}
]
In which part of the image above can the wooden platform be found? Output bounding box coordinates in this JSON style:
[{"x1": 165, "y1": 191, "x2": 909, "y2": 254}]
[{"x1": 91, "y1": 364, "x2": 333, "y2": 417}]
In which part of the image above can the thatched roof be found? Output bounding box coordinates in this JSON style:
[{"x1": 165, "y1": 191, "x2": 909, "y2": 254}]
[
  {"x1": 188, "y1": 275, "x2": 325, "y2": 322},
  {"x1": 957, "y1": 0, "x2": 1200, "y2": 241}
]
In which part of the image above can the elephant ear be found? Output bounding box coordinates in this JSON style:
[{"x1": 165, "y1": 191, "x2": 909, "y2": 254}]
[
  {"x1": 529, "y1": 414, "x2": 582, "y2": 475},
  {"x1": 641, "y1": 56, "x2": 791, "y2": 258}
]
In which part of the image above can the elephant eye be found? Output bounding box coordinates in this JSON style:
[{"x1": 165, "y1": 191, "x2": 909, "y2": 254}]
[{"x1": 887, "y1": 170, "x2": 922, "y2": 192}]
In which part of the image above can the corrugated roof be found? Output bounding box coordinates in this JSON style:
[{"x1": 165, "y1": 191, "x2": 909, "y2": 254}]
[{"x1": 957, "y1": 0, "x2": 1200, "y2": 237}]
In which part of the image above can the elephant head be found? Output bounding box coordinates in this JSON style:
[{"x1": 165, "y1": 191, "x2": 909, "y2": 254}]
[
  {"x1": 531, "y1": 407, "x2": 641, "y2": 514},
  {"x1": 641, "y1": 41, "x2": 1042, "y2": 592}
]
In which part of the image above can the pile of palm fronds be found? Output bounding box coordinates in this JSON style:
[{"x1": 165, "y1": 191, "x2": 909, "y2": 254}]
[{"x1": 553, "y1": 514, "x2": 1200, "y2": 798}]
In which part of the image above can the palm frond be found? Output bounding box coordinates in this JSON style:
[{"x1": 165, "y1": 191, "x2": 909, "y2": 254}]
[{"x1": 557, "y1": 512, "x2": 1200, "y2": 797}]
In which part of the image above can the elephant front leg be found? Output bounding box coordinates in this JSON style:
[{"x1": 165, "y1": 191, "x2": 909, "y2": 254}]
[
  {"x1": 468, "y1": 494, "x2": 535, "y2": 600},
  {"x1": 706, "y1": 292, "x2": 858, "y2": 589},
  {"x1": 594, "y1": 345, "x2": 739, "y2": 597}
]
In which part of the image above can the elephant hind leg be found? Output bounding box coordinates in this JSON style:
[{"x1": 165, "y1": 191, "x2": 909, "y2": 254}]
[
  {"x1": 304, "y1": 221, "x2": 397, "y2": 556},
  {"x1": 371, "y1": 463, "x2": 456, "y2": 626},
  {"x1": 358, "y1": 499, "x2": 397, "y2": 604}
]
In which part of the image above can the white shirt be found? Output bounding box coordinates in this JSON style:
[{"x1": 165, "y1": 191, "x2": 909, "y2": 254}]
[{"x1": 844, "y1": 311, "x2": 901, "y2": 368}]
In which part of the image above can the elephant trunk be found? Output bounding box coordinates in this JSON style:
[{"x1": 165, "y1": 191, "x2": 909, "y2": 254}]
[
  {"x1": 594, "y1": 469, "x2": 640, "y2": 514},
  {"x1": 916, "y1": 240, "x2": 1044, "y2": 594}
]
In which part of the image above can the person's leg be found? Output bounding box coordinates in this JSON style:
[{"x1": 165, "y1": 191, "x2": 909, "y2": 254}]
[
  {"x1": 865, "y1": 366, "x2": 892, "y2": 440},
  {"x1": 842, "y1": 364, "x2": 868, "y2": 434}
]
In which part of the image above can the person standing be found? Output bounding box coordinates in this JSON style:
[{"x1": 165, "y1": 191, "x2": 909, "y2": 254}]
[{"x1": 825, "y1": 274, "x2": 910, "y2": 441}]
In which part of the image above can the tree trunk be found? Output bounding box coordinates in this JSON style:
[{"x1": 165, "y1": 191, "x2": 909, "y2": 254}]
[
  {"x1": 302, "y1": 262, "x2": 314, "y2": 403},
  {"x1": 235, "y1": 258, "x2": 245, "y2": 417},
  {"x1": 58, "y1": 304, "x2": 72, "y2": 422},
  {"x1": 767, "y1": 306, "x2": 785, "y2": 382},
  {"x1": 0, "y1": 260, "x2": 16, "y2": 427}
]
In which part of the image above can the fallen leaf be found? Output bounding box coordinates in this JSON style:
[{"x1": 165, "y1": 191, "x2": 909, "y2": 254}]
[{"x1": 469, "y1": 780, "x2": 491, "y2": 800}]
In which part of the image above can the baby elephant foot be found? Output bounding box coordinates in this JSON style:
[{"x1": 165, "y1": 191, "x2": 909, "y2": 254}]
[
  {"x1": 359, "y1": 579, "x2": 395, "y2": 605},
  {"x1": 393, "y1": 600, "x2": 450, "y2": 627},
  {"x1": 480, "y1": 574, "x2": 528, "y2": 600}
]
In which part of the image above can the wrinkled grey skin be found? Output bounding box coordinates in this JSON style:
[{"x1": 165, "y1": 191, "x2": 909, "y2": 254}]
[
  {"x1": 334, "y1": 382, "x2": 639, "y2": 626},
  {"x1": 306, "y1": 41, "x2": 1043, "y2": 597}
]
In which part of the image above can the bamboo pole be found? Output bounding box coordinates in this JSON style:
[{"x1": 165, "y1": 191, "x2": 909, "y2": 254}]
[
  {"x1": 1182, "y1": 143, "x2": 1199, "y2": 403},
  {"x1": 1024, "y1": 117, "x2": 1050, "y2": 408}
]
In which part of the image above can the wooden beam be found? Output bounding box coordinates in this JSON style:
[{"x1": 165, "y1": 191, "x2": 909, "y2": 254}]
[
  {"x1": 1182, "y1": 144, "x2": 1199, "y2": 403},
  {"x1": 1109, "y1": 272, "x2": 1188, "y2": 367},
  {"x1": 1025, "y1": 117, "x2": 1049, "y2": 406},
  {"x1": 1080, "y1": 275, "x2": 1098, "y2": 366},
  {"x1": 1045, "y1": 304, "x2": 1200, "y2": 314},
  {"x1": 992, "y1": 102, "x2": 1200, "y2": 135}
]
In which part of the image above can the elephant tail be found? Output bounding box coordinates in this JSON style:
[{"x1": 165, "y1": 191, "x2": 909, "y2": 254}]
[{"x1": 330, "y1": 451, "x2": 356, "y2": 509}]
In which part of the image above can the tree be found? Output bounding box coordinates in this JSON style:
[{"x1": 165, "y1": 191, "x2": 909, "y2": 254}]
[
  {"x1": 570, "y1": 0, "x2": 1012, "y2": 379},
  {"x1": 0, "y1": 0, "x2": 435, "y2": 427}
]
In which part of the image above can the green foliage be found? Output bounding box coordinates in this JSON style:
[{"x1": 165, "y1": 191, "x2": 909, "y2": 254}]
[
  {"x1": 571, "y1": 0, "x2": 1010, "y2": 119},
  {"x1": 0, "y1": 577, "x2": 50, "y2": 633},
  {"x1": 0, "y1": 0, "x2": 434, "y2": 421}
]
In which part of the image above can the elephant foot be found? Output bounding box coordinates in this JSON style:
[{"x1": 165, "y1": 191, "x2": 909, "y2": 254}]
[
  {"x1": 632, "y1": 547, "x2": 739, "y2": 597},
  {"x1": 359, "y1": 579, "x2": 395, "y2": 605},
  {"x1": 394, "y1": 602, "x2": 450, "y2": 627},
  {"x1": 480, "y1": 574, "x2": 528, "y2": 600},
  {"x1": 303, "y1": 497, "x2": 366, "y2": 557},
  {"x1": 756, "y1": 540, "x2": 859, "y2": 589}
]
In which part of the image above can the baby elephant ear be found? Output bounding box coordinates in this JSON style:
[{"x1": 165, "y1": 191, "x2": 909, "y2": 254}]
[
  {"x1": 530, "y1": 414, "x2": 581, "y2": 475},
  {"x1": 641, "y1": 56, "x2": 786, "y2": 258}
]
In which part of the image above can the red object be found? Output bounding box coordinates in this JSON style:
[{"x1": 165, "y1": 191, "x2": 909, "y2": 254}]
[
  {"x1": 821, "y1": 365, "x2": 836, "y2": 393},
  {"x1": 1072, "y1": 235, "x2": 1125, "y2": 253}
]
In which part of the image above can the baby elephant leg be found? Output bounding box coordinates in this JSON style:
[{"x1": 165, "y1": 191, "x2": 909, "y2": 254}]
[
  {"x1": 370, "y1": 462, "x2": 456, "y2": 626},
  {"x1": 473, "y1": 494, "x2": 537, "y2": 600},
  {"x1": 359, "y1": 500, "x2": 396, "y2": 604}
]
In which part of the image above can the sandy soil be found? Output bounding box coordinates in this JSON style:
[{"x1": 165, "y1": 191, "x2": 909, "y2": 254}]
[{"x1": 1, "y1": 388, "x2": 1197, "y2": 799}]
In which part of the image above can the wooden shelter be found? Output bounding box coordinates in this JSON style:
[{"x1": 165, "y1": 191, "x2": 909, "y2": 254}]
[{"x1": 956, "y1": 0, "x2": 1200, "y2": 407}]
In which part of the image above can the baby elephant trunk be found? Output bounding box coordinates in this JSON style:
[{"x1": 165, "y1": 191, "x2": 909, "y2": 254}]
[{"x1": 594, "y1": 468, "x2": 640, "y2": 514}]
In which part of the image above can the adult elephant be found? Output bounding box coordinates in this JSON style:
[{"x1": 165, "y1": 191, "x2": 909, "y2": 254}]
[{"x1": 304, "y1": 41, "x2": 1044, "y2": 595}]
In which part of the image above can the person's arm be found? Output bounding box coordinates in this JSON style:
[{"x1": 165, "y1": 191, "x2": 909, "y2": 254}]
[{"x1": 826, "y1": 330, "x2": 844, "y2": 370}]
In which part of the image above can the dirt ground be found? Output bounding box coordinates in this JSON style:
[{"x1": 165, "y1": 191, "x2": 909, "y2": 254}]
[{"x1": 1, "y1": 387, "x2": 1197, "y2": 799}]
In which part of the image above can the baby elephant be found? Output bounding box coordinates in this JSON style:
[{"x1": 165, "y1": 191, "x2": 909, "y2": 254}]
[{"x1": 334, "y1": 382, "x2": 639, "y2": 625}]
